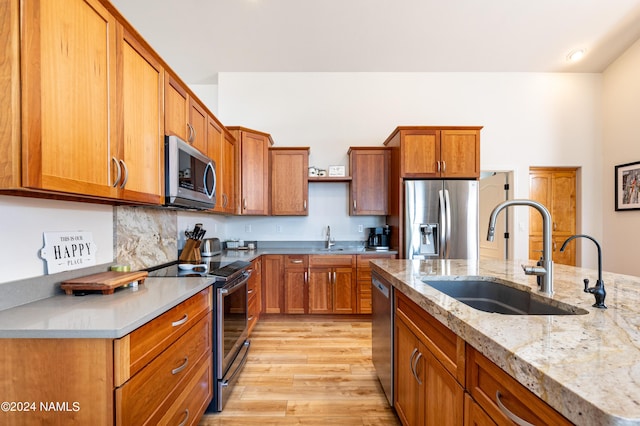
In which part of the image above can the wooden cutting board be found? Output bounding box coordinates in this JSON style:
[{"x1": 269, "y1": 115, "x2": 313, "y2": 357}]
[{"x1": 61, "y1": 271, "x2": 148, "y2": 295}]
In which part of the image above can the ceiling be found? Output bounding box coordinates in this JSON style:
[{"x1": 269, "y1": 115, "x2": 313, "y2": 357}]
[{"x1": 111, "y1": 0, "x2": 640, "y2": 84}]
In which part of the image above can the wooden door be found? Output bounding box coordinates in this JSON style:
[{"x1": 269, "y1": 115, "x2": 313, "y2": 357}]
[
  {"x1": 479, "y1": 172, "x2": 508, "y2": 260},
  {"x1": 401, "y1": 129, "x2": 440, "y2": 177},
  {"x1": 270, "y1": 148, "x2": 309, "y2": 215},
  {"x1": 222, "y1": 132, "x2": 236, "y2": 213},
  {"x1": 349, "y1": 148, "x2": 389, "y2": 215},
  {"x1": 440, "y1": 129, "x2": 480, "y2": 179},
  {"x1": 21, "y1": 0, "x2": 118, "y2": 198},
  {"x1": 164, "y1": 74, "x2": 188, "y2": 141},
  {"x1": 119, "y1": 28, "x2": 163, "y2": 203},
  {"x1": 188, "y1": 98, "x2": 207, "y2": 153},
  {"x1": 284, "y1": 269, "x2": 307, "y2": 314},
  {"x1": 394, "y1": 318, "x2": 423, "y2": 426},
  {"x1": 261, "y1": 255, "x2": 283, "y2": 314},
  {"x1": 424, "y1": 348, "x2": 464, "y2": 426},
  {"x1": 333, "y1": 267, "x2": 356, "y2": 314},
  {"x1": 240, "y1": 131, "x2": 270, "y2": 215},
  {"x1": 529, "y1": 168, "x2": 577, "y2": 265},
  {"x1": 207, "y1": 117, "x2": 223, "y2": 212},
  {"x1": 308, "y1": 267, "x2": 332, "y2": 314}
]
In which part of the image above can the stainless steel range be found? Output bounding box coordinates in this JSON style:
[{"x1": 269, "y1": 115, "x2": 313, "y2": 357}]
[{"x1": 147, "y1": 258, "x2": 252, "y2": 412}]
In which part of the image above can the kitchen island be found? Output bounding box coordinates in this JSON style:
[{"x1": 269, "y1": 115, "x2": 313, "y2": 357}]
[{"x1": 371, "y1": 258, "x2": 640, "y2": 425}]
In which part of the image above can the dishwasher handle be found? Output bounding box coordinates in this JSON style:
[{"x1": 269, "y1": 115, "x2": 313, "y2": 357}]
[{"x1": 372, "y1": 277, "x2": 390, "y2": 299}]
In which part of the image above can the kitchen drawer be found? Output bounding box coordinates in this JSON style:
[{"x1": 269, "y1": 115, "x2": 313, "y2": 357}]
[
  {"x1": 396, "y1": 291, "x2": 465, "y2": 384},
  {"x1": 115, "y1": 287, "x2": 212, "y2": 385},
  {"x1": 308, "y1": 254, "x2": 355, "y2": 268},
  {"x1": 115, "y1": 315, "x2": 212, "y2": 425},
  {"x1": 157, "y1": 353, "x2": 213, "y2": 426},
  {"x1": 356, "y1": 253, "x2": 396, "y2": 269},
  {"x1": 466, "y1": 347, "x2": 572, "y2": 426},
  {"x1": 357, "y1": 281, "x2": 372, "y2": 314},
  {"x1": 284, "y1": 254, "x2": 308, "y2": 268}
]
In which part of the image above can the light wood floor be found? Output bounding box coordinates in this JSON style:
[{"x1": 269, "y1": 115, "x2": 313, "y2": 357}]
[{"x1": 199, "y1": 317, "x2": 400, "y2": 425}]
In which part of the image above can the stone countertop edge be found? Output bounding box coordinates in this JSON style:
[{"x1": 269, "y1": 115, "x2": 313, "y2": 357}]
[
  {"x1": 0, "y1": 277, "x2": 213, "y2": 339},
  {"x1": 370, "y1": 258, "x2": 640, "y2": 426}
]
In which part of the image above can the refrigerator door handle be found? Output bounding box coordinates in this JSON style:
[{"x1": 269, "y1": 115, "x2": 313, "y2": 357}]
[
  {"x1": 444, "y1": 189, "x2": 452, "y2": 258},
  {"x1": 438, "y1": 189, "x2": 447, "y2": 258}
]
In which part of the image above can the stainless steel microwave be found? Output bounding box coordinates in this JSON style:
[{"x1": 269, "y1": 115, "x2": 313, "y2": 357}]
[{"x1": 165, "y1": 135, "x2": 216, "y2": 210}]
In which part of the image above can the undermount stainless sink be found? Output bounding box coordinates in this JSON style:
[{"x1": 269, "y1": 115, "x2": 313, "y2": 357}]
[{"x1": 421, "y1": 278, "x2": 588, "y2": 315}]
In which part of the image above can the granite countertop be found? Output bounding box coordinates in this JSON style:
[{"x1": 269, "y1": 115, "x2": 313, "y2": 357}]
[
  {"x1": 0, "y1": 276, "x2": 213, "y2": 339},
  {"x1": 370, "y1": 258, "x2": 640, "y2": 426}
]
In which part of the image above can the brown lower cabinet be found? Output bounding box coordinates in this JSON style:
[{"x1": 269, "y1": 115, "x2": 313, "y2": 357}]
[
  {"x1": 308, "y1": 255, "x2": 356, "y2": 314},
  {"x1": 394, "y1": 290, "x2": 573, "y2": 426},
  {"x1": 0, "y1": 288, "x2": 213, "y2": 426},
  {"x1": 247, "y1": 257, "x2": 262, "y2": 335},
  {"x1": 356, "y1": 253, "x2": 397, "y2": 313}
]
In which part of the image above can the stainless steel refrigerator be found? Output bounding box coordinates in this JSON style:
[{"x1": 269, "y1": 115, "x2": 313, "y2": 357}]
[{"x1": 405, "y1": 180, "x2": 479, "y2": 260}]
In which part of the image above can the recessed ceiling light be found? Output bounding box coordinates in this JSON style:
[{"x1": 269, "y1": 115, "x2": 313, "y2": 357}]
[{"x1": 567, "y1": 49, "x2": 586, "y2": 62}]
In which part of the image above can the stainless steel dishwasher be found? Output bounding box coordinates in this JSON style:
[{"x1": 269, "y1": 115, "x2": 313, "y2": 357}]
[{"x1": 372, "y1": 271, "x2": 394, "y2": 406}]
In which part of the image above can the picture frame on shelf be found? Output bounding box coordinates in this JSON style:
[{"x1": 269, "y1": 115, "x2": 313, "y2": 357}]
[
  {"x1": 328, "y1": 165, "x2": 346, "y2": 177},
  {"x1": 615, "y1": 161, "x2": 640, "y2": 211}
]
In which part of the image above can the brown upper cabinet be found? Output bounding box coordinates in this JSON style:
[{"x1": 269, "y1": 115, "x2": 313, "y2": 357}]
[
  {"x1": 164, "y1": 73, "x2": 207, "y2": 155},
  {"x1": 349, "y1": 147, "x2": 390, "y2": 215},
  {"x1": 384, "y1": 127, "x2": 482, "y2": 179},
  {"x1": 1, "y1": 0, "x2": 163, "y2": 203},
  {"x1": 207, "y1": 117, "x2": 235, "y2": 213},
  {"x1": 228, "y1": 127, "x2": 273, "y2": 215},
  {"x1": 270, "y1": 147, "x2": 310, "y2": 216},
  {"x1": 118, "y1": 27, "x2": 164, "y2": 204}
]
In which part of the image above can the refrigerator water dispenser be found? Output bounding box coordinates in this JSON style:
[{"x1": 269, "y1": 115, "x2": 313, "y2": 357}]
[{"x1": 419, "y1": 224, "x2": 439, "y2": 256}]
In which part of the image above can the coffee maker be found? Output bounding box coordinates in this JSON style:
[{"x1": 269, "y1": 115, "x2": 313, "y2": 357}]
[{"x1": 367, "y1": 225, "x2": 391, "y2": 250}]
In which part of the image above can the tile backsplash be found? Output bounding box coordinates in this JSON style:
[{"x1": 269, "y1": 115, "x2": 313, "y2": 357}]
[{"x1": 115, "y1": 206, "x2": 177, "y2": 270}]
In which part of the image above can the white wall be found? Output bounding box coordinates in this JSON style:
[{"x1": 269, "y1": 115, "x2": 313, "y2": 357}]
[
  {"x1": 602, "y1": 39, "x2": 640, "y2": 276},
  {"x1": 218, "y1": 72, "x2": 604, "y2": 267},
  {"x1": 0, "y1": 196, "x2": 114, "y2": 283}
]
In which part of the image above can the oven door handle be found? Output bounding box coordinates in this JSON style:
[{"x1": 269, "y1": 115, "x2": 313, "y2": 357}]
[
  {"x1": 220, "y1": 340, "x2": 251, "y2": 388},
  {"x1": 218, "y1": 271, "x2": 252, "y2": 294}
]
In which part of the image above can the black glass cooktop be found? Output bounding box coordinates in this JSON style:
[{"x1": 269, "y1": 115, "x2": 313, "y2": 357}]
[{"x1": 146, "y1": 258, "x2": 250, "y2": 279}]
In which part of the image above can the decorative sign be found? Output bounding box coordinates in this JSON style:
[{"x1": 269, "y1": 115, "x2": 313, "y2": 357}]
[
  {"x1": 328, "y1": 165, "x2": 346, "y2": 177},
  {"x1": 40, "y1": 231, "x2": 97, "y2": 274}
]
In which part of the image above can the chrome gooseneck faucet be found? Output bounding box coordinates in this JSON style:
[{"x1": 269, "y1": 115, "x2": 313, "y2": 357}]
[
  {"x1": 487, "y1": 199, "x2": 554, "y2": 295},
  {"x1": 560, "y1": 234, "x2": 607, "y2": 309},
  {"x1": 326, "y1": 225, "x2": 335, "y2": 249}
]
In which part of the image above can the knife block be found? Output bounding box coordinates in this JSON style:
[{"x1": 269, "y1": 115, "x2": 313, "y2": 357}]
[{"x1": 179, "y1": 238, "x2": 202, "y2": 263}]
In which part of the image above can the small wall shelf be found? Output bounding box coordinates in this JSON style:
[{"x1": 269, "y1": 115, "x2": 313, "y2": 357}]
[{"x1": 308, "y1": 176, "x2": 352, "y2": 182}]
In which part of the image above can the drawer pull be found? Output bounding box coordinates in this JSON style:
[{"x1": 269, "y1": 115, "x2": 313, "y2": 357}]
[
  {"x1": 291, "y1": 259, "x2": 303, "y2": 264},
  {"x1": 496, "y1": 391, "x2": 535, "y2": 426},
  {"x1": 178, "y1": 408, "x2": 190, "y2": 426},
  {"x1": 248, "y1": 289, "x2": 254, "y2": 294},
  {"x1": 171, "y1": 314, "x2": 188, "y2": 327},
  {"x1": 171, "y1": 357, "x2": 189, "y2": 375}
]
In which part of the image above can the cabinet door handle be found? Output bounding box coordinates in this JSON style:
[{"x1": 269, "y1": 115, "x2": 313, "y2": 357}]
[
  {"x1": 442, "y1": 160, "x2": 446, "y2": 172},
  {"x1": 119, "y1": 159, "x2": 128, "y2": 188},
  {"x1": 248, "y1": 315, "x2": 255, "y2": 321},
  {"x1": 178, "y1": 409, "x2": 190, "y2": 426},
  {"x1": 171, "y1": 356, "x2": 189, "y2": 375},
  {"x1": 412, "y1": 351, "x2": 423, "y2": 385},
  {"x1": 409, "y1": 348, "x2": 418, "y2": 380},
  {"x1": 333, "y1": 271, "x2": 336, "y2": 282},
  {"x1": 303, "y1": 200, "x2": 307, "y2": 211},
  {"x1": 437, "y1": 161, "x2": 441, "y2": 172},
  {"x1": 222, "y1": 193, "x2": 228, "y2": 208},
  {"x1": 495, "y1": 391, "x2": 535, "y2": 426},
  {"x1": 171, "y1": 313, "x2": 188, "y2": 327},
  {"x1": 111, "y1": 157, "x2": 121, "y2": 187},
  {"x1": 187, "y1": 123, "x2": 194, "y2": 142},
  {"x1": 243, "y1": 198, "x2": 247, "y2": 210},
  {"x1": 553, "y1": 222, "x2": 557, "y2": 231},
  {"x1": 304, "y1": 271, "x2": 308, "y2": 282},
  {"x1": 248, "y1": 288, "x2": 254, "y2": 294},
  {"x1": 353, "y1": 200, "x2": 357, "y2": 211}
]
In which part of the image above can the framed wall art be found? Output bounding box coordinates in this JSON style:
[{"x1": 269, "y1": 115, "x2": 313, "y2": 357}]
[{"x1": 615, "y1": 161, "x2": 640, "y2": 211}]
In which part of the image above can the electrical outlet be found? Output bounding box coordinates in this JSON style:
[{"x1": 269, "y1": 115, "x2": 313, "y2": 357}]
[
  {"x1": 358, "y1": 224, "x2": 363, "y2": 232},
  {"x1": 245, "y1": 224, "x2": 252, "y2": 233},
  {"x1": 276, "y1": 225, "x2": 283, "y2": 233}
]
